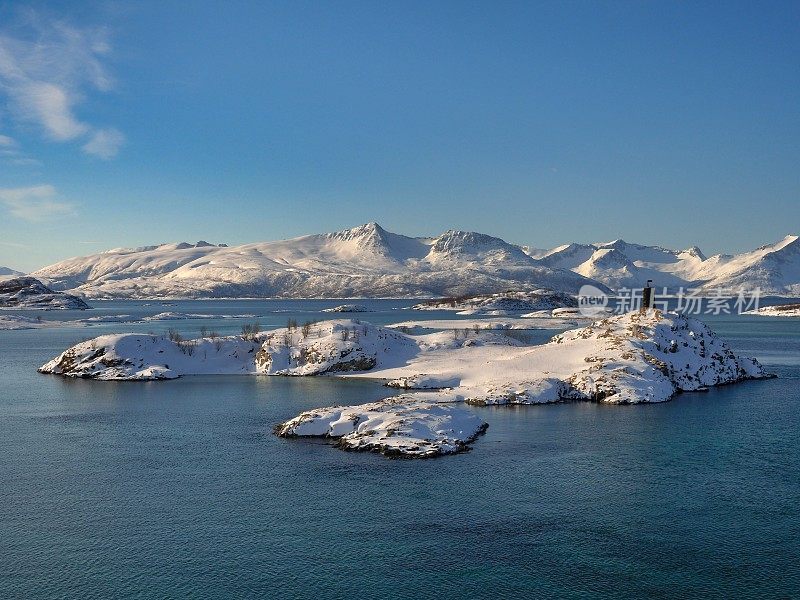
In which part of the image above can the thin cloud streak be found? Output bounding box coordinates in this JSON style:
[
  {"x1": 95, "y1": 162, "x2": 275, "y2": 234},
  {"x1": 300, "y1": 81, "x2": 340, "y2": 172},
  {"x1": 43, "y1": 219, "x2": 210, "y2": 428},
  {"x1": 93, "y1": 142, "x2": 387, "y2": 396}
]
[{"x1": 0, "y1": 184, "x2": 76, "y2": 222}]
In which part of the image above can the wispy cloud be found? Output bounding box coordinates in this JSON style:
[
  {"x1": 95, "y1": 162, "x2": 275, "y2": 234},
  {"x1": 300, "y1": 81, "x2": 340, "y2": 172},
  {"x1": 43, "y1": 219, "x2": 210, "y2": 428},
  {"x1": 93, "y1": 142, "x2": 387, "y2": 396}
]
[
  {"x1": 0, "y1": 240, "x2": 29, "y2": 249},
  {"x1": 82, "y1": 127, "x2": 125, "y2": 159},
  {"x1": 0, "y1": 184, "x2": 76, "y2": 222},
  {"x1": 0, "y1": 135, "x2": 39, "y2": 166},
  {"x1": 0, "y1": 10, "x2": 124, "y2": 158}
]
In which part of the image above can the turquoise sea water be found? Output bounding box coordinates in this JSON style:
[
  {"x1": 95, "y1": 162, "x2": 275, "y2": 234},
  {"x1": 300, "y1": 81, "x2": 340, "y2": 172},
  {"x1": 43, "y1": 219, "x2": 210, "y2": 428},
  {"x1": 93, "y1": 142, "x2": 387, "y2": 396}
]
[{"x1": 1, "y1": 300, "x2": 799, "y2": 598}]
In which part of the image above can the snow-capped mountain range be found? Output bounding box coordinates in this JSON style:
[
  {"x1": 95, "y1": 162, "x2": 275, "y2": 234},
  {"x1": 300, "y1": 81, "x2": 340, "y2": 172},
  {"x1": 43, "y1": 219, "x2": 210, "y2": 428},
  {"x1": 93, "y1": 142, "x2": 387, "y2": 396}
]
[
  {"x1": 30, "y1": 224, "x2": 800, "y2": 298},
  {"x1": 32, "y1": 224, "x2": 603, "y2": 299},
  {"x1": 527, "y1": 234, "x2": 800, "y2": 294}
]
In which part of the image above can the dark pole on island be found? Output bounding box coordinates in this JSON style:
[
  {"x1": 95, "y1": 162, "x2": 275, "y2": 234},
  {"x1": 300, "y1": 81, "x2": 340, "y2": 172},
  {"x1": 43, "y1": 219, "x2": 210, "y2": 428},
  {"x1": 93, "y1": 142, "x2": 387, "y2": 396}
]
[{"x1": 641, "y1": 279, "x2": 654, "y2": 312}]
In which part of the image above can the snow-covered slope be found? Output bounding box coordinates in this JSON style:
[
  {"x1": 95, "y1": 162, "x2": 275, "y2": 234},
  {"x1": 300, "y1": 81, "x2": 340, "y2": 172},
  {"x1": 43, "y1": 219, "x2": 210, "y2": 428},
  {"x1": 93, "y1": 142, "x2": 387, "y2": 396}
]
[
  {"x1": 32, "y1": 223, "x2": 603, "y2": 299},
  {"x1": 532, "y1": 234, "x2": 800, "y2": 294},
  {"x1": 697, "y1": 235, "x2": 800, "y2": 295},
  {"x1": 0, "y1": 277, "x2": 90, "y2": 309}
]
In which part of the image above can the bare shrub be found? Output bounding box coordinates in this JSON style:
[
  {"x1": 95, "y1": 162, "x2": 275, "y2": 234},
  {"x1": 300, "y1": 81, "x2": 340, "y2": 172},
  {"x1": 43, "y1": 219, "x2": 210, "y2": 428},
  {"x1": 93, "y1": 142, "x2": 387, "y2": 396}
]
[
  {"x1": 241, "y1": 322, "x2": 262, "y2": 341},
  {"x1": 176, "y1": 339, "x2": 195, "y2": 356}
]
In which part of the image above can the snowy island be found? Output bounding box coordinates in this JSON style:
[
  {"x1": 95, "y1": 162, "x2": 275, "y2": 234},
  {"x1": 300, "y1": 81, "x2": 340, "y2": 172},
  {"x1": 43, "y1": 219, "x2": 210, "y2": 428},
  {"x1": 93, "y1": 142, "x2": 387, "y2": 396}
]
[
  {"x1": 410, "y1": 290, "x2": 577, "y2": 315},
  {"x1": 39, "y1": 309, "x2": 771, "y2": 458},
  {"x1": 0, "y1": 277, "x2": 90, "y2": 310},
  {"x1": 321, "y1": 304, "x2": 371, "y2": 313},
  {"x1": 745, "y1": 303, "x2": 800, "y2": 317}
]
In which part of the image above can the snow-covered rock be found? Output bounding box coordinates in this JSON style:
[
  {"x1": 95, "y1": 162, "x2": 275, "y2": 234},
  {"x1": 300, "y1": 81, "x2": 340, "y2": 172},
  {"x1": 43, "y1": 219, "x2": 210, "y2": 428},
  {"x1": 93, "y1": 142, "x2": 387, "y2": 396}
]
[
  {"x1": 411, "y1": 289, "x2": 577, "y2": 314},
  {"x1": 353, "y1": 310, "x2": 771, "y2": 406},
  {"x1": 37, "y1": 320, "x2": 422, "y2": 380},
  {"x1": 254, "y1": 321, "x2": 418, "y2": 375},
  {"x1": 546, "y1": 310, "x2": 769, "y2": 403},
  {"x1": 744, "y1": 303, "x2": 800, "y2": 317},
  {"x1": 38, "y1": 334, "x2": 261, "y2": 380},
  {"x1": 0, "y1": 277, "x2": 90, "y2": 310},
  {"x1": 321, "y1": 304, "x2": 371, "y2": 313},
  {"x1": 31, "y1": 223, "x2": 606, "y2": 299},
  {"x1": 276, "y1": 398, "x2": 487, "y2": 457}
]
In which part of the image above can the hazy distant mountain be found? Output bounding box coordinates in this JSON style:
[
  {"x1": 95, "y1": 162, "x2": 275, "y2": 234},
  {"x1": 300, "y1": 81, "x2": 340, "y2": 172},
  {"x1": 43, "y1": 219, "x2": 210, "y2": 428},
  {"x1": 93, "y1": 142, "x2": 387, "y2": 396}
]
[
  {"x1": 32, "y1": 223, "x2": 605, "y2": 299},
  {"x1": 0, "y1": 266, "x2": 25, "y2": 279}
]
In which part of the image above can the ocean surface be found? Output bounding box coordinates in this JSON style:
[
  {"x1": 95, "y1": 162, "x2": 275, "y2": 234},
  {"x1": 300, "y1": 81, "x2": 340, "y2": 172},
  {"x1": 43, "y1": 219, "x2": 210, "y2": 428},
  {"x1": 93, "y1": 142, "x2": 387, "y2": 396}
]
[{"x1": 1, "y1": 299, "x2": 799, "y2": 599}]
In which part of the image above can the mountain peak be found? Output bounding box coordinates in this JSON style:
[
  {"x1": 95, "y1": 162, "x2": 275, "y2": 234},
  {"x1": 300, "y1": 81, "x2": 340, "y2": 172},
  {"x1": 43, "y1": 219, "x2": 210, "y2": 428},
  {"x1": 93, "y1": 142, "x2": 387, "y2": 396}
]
[
  {"x1": 321, "y1": 223, "x2": 429, "y2": 263},
  {"x1": 328, "y1": 222, "x2": 390, "y2": 247},
  {"x1": 428, "y1": 230, "x2": 535, "y2": 266},
  {"x1": 431, "y1": 230, "x2": 506, "y2": 251},
  {"x1": 754, "y1": 234, "x2": 800, "y2": 254},
  {"x1": 680, "y1": 246, "x2": 707, "y2": 260},
  {"x1": 589, "y1": 248, "x2": 634, "y2": 268}
]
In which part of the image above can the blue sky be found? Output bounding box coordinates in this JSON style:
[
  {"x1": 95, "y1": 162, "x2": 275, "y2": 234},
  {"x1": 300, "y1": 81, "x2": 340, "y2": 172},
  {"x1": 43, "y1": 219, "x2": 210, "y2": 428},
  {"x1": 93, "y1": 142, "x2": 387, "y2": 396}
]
[{"x1": 0, "y1": 1, "x2": 798, "y2": 271}]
